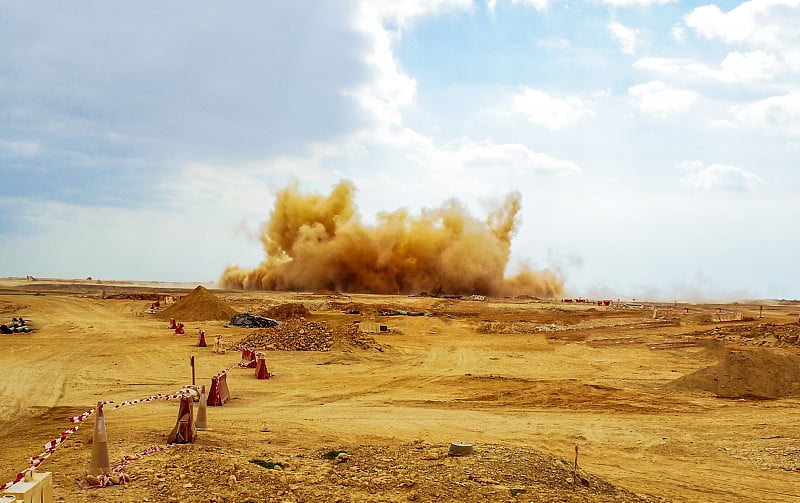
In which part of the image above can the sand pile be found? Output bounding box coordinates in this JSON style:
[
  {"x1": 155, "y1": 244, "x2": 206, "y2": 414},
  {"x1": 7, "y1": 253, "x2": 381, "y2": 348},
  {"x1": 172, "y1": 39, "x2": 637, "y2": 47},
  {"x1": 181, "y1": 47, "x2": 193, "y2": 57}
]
[
  {"x1": 259, "y1": 302, "x2": 310, "y2": 320},
  {"x1": 241, "y1": 320, "x2": 381, "y2": 351},
  {"x1": 669, "y1": 348, "x2": 800, "y2": 399},
  {"x1": 155, "y1": 286, "x2": 239, "y2": 322}
]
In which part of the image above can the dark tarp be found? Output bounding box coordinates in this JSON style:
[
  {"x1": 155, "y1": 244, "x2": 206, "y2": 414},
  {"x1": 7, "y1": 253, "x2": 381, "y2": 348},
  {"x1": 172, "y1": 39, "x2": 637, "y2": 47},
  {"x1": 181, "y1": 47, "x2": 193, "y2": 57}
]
[{"x1": 230, "y1": 313, "x2": 281, "y2": 328}]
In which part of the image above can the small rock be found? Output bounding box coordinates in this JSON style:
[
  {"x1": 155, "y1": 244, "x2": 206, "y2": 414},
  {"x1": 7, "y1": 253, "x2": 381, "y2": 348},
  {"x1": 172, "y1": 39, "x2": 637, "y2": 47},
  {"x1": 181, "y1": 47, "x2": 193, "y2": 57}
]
[{"x1": 228, "y1": 474, "x2": 238, "y2": 486}]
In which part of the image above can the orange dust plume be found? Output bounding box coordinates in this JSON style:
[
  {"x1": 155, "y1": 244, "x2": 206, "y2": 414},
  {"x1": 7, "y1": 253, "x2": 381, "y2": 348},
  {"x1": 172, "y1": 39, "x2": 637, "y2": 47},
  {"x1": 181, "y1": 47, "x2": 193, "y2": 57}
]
[{"x1": 220, "y1": 181, "x2": 563, "y2": 297}]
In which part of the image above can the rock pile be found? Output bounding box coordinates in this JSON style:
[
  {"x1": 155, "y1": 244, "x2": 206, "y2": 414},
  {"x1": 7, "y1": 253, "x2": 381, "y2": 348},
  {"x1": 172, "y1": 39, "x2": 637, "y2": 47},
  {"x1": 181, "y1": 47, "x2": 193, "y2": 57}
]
[
  {"x1": 669, "y1": 347, "x2": 800, "y2": 399},
  {"x1": 241, "y1": 320, "x2": 381, "y2": 352},
  {"x1": 156, "y1": 286, "x2": 239, "y2": 322},
  {"x1": 242, "y1": 320, "x2": 333, "y2": 351}
]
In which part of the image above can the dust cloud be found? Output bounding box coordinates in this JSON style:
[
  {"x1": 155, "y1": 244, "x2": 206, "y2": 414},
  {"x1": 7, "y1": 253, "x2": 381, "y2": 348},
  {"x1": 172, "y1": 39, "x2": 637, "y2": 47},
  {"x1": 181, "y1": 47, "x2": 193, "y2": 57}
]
[{"x1": 220, "y1": 181, "x2": 563, "y2": 297}]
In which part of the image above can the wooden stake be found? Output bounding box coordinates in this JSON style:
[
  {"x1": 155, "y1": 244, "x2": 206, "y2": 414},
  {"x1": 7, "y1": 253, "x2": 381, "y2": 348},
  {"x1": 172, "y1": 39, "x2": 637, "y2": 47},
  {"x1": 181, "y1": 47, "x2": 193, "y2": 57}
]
[
  {"x1": 190, "y1": 355, "x2": 195, "y2": 386},
  {"x1": 573, "y1": 445, "x2": 579, "y2": 486}
]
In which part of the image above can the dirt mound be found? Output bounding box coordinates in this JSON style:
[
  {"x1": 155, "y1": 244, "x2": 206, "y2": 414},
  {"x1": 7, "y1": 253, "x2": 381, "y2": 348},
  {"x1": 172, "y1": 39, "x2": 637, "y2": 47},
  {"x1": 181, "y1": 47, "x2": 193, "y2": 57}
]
[
  {"x1": 155, "y1": 286, "x2": 238, "y2": 322},
  {"x1": 241, "y1": 319, "x2": 381, "y2": 351},
  {"x1": 259, "y1": 302, "x2": 310, "y2": 320},
  {"x1": 688, "y1": 322, "x2": 800, "y2": 353},
  {"x1": 669, "y1": 348, "x2": 800, "y2": 399},
  {"x1": 55, "y1": 441, "x2": 658, "y2": 503}
]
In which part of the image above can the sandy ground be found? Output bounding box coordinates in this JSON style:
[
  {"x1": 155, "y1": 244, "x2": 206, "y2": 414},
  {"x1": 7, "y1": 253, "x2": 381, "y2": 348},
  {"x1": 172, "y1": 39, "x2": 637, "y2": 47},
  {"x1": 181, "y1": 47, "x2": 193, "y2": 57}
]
[{"x1": 1, "y1": 278, "x2": 800, "y2": 502}]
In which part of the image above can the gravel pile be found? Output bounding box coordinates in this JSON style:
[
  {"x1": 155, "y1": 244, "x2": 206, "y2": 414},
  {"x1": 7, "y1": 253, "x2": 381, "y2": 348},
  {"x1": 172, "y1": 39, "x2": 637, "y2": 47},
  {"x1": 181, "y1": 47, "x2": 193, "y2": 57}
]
[{"x1": 240, "y1": 320, "x2": 381, "y2": 352}]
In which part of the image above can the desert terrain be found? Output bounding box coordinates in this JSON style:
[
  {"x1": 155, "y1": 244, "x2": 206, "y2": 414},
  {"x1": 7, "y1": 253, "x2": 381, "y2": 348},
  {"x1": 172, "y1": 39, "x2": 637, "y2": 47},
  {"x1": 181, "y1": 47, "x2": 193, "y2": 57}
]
[{"x1": 1, "y1": 277, "x2": 800, "y2": 502}]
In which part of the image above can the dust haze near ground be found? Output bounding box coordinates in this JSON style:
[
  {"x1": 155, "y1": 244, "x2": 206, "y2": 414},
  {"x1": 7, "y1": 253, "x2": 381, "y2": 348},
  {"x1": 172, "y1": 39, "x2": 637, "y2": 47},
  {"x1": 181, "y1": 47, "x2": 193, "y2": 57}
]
[
  {"x1": 221, "y1": 181, "x2": 563, "y2": 297},
  {"x1": 3, "y1": 277, "x2": 800, "y2": 502}
]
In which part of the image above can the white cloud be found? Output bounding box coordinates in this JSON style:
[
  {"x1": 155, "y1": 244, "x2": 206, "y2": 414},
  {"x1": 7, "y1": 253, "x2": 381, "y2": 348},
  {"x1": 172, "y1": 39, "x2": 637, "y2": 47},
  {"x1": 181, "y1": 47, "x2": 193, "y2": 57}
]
[
  {"x1": 784, "y1": 50, "x2": 800, "y2": 72},
  {"x1": 505, "y1": 88, "x2": 594, "y2": 129},
  {"x1": 0, "y1": 140, "x2": 41, "y2": 157},
  {"x1": 372, "y1": 127, "x2": 581, "y2": 176},
  {"x1": 685, "y1": 0, "x2": 800, "y2": 50},
  {"x1": 510, "y1": 0, "x2": 552, "y2": 9},
  {"x1": 731, "y1": 91, "x2": 800, "y2": 135},
  {"x1": 719, "y1": 50, "x2": 782, "y2": 81},
  {"x1": 608, "y1": 21, "x2": 640, "y2": 55},
  {"x1": 635, "y1": 50, "x2": 785, "y2": 82},
  {"x1": 347, "y1": 5, "x2": 418, "y2": 128},
  {"x1": 671, "y1": 24, "x2": 686, "y2": 43},
  {"x1": 600, "y1": 0, "x2": 677, "y2": 5},
  {"x1": 487, "y1": 0, "x2": 498, "y2": 14},
  {"x1": 371, "y1": 0, "x2": 474, "y2": 28},
  {"x1": 456, "y1": 141, "x2": 582, "y2": 175},
  {"x1": 627, "y1": 81, "x2": 697, "y2": 118},
  {"x1": 678, "y1": 160, "x2": 763, "y2": 191}
]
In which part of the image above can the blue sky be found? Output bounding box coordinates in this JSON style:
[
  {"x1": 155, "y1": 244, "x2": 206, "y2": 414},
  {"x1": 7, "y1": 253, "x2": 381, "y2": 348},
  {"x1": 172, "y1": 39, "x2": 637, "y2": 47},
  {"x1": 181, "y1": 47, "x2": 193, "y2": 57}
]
[{"x1": 1, "y1": 0, "x2": 798, "y2": 300}]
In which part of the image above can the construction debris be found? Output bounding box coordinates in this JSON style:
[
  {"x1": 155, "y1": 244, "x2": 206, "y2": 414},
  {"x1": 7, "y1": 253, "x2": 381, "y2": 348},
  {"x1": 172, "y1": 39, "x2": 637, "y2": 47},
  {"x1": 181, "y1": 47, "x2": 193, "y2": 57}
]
[{"x1": 0, "y1": 317, "x2": 32, "y2": 334}]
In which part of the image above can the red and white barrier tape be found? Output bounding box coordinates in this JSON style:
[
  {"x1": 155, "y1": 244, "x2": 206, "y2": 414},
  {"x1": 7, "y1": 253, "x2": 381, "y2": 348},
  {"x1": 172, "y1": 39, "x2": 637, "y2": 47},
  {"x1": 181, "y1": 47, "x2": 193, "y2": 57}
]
[
  {"x1": 88, "y1": 443, "x2": 184, "y2": 489},
  {"x1": 218, "y1": 336, "x2": 258, "y2": 354},
  {"x1": 2, "y1": 336, "x2": 261, "y2": 492},
  {"x1": 0, "y1": 422, "x2": 83, "y2": 491},
  {"x1": 1, "y1": 388, "x2": 194, "y2": 491}
]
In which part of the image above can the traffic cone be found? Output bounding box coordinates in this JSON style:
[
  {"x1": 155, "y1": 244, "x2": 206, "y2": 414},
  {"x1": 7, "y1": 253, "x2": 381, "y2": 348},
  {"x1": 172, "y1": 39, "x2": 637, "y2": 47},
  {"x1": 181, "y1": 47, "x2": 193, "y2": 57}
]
[
  {"x1": 198, "y1": 329, "x2": 207, "y2": 347},
  {"x1": 195, "y1": 385, "x2": 208, "y2": 430},
  {"x1": 88, "y1": 403, "x2": 111, "y2": 476}
]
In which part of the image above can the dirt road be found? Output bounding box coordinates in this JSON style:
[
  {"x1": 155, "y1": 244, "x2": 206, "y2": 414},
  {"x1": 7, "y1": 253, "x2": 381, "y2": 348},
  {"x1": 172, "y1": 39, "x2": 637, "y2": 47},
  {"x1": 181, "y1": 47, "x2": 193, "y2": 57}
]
[{"x1": 1, "y1": 280, "x2": 800, "y2": 502}]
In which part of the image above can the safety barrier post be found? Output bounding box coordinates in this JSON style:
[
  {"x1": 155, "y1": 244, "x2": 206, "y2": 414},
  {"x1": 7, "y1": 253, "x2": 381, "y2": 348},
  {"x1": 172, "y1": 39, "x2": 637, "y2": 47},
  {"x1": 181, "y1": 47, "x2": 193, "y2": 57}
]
[
  {"x1": 1, "y1": 470, "x2": 53, "y2": 503},
  {"x1": 241, "y1": 349, "x2": 257, "y2": 368},
  {"x1": 255, "y1": 353, "x2": 270, "y2": 380},
  {"x1": 207, "y1": 373, "x2": 230, "y2": 406},
  {"x1": 166, "y1": 395, "x2": 196, "y2": 444}
]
